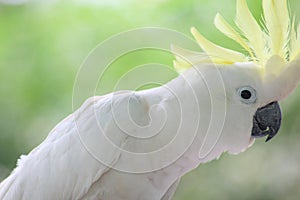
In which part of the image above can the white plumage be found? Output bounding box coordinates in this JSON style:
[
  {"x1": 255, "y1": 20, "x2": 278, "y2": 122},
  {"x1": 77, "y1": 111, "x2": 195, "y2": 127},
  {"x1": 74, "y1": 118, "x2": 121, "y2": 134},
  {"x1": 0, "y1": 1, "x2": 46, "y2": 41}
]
[
  {"x1": 1, "y1": 0, "x2": 300, "y2": 199},
  {"x1": 0, "y1": 63, "x2": 268, "y2": 200}
]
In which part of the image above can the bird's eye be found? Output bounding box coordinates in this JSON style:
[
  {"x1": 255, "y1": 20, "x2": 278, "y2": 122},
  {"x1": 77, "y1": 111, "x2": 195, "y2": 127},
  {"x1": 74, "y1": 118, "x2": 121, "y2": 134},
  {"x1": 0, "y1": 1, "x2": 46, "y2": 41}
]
[{"x1": 237, "y1": 86, "x2": 257, "y2": 104}]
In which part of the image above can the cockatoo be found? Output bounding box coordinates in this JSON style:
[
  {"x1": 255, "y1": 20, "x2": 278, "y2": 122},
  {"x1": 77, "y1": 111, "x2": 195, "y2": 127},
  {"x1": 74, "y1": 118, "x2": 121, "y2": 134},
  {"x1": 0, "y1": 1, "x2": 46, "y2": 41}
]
[{"x1": 0, "y1": 0, "x2": 299, "y2": 199}]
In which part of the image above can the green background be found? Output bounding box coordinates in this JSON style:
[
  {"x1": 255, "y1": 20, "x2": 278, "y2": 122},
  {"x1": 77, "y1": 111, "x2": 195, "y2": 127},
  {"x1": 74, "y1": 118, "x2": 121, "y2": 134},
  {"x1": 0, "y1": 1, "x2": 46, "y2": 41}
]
[{"x1": 0, "y1": 0, "x2": 300, "y2": 199}]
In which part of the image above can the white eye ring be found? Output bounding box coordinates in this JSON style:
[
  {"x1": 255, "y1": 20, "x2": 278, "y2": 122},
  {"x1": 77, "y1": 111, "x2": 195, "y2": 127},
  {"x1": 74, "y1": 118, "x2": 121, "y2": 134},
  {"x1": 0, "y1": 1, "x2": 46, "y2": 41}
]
[{"x1": 237, "y1": 86, "x2": 257, "y2": 104}]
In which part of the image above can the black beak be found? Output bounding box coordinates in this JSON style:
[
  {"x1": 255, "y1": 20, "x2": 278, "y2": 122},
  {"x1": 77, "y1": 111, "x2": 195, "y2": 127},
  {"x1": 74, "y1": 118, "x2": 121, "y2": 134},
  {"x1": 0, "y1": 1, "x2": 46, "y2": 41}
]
[{"x1": 251, "y1": 102, "x2": 282, "y2": 142}]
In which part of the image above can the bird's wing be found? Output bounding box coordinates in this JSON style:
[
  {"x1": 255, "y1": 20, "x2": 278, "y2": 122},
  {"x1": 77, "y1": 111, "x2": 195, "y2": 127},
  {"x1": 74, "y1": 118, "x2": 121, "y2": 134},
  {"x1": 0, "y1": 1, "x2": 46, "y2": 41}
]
[{"x1": 0, "y1": 90, "x2": 152, "y2": 200}]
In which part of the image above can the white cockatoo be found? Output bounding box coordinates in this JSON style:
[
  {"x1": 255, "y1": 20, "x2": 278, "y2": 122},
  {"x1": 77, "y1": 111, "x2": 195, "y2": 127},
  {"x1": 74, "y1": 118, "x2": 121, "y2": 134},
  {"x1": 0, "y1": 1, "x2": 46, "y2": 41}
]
[{"x1": 0, "y1": 0, "x2": 299, "y2": 199}]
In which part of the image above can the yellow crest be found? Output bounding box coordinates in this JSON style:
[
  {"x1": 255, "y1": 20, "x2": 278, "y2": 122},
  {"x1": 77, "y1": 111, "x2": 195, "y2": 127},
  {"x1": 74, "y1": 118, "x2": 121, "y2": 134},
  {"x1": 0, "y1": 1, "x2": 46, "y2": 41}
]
[{"x1": 173, "y1": 0, "x2": 300, "y2": 75}]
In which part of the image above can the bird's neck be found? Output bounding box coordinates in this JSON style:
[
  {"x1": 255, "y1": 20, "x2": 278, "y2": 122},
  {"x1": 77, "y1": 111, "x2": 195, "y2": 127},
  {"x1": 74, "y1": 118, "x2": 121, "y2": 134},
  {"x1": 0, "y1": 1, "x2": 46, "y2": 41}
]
[{"x1": 139, "y1": 66, "x2": 227, "y2": 181}]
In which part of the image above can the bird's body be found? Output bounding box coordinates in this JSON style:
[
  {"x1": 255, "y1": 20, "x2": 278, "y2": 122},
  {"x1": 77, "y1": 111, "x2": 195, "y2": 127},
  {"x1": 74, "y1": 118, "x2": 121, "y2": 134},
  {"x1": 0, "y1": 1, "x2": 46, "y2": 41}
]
[
  {"x1": 0, "y1": 64, "x2": 259, "y2": 200},
  {"x1": 1, "y1": 0, "x2": 300, "y2": 199}
]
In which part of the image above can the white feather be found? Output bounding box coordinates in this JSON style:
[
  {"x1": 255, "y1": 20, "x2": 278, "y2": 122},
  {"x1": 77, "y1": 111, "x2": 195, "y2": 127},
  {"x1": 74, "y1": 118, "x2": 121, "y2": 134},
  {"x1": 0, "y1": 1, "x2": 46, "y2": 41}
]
[{"x1": 0, "y1": 63, "x2": 260, "y2": 200}]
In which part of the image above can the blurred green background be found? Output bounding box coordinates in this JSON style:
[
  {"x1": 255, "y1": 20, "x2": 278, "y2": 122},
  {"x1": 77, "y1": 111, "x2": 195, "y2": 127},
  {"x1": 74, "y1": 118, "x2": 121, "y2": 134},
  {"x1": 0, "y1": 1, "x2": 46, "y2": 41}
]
[{"x1": 0, "y1": 0, "x2": 300, "y2": 199}]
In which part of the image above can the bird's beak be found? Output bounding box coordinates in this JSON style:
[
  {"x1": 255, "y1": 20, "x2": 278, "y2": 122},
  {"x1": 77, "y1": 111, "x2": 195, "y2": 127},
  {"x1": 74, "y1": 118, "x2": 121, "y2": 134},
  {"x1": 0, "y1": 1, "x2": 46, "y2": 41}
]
[{"x1": 251, "y1": 102, "x2": 282, "y2": 142}]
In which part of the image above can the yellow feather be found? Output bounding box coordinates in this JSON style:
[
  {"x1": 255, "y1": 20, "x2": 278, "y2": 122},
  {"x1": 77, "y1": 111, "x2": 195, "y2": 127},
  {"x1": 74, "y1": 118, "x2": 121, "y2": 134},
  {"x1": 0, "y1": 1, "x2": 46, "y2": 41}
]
[
  {"x1": 171, "y1": 45, "x2": 230, "y2": 71},
  {"x1": 172, "y1": 45, "x2": 212, "y2": 67},
  {"x1": 263, "y1": 0, "x2": 289, "y2": 59},
  {"x1": 171, "y1": 45, "x2": 204, "y2": 72},
  {"x1": 190, "y1": 27, "x2": 247, "y2": 64},
  {"x1": 173, "y1": 60, "x2": 190, "y2": 74},
  {"x1": 214, "y1": 13, "x2": 255, "y2": 59},
  {"x1": 290, "y1": 18, "x2": 297, "y2": 60},
  {"x1": 235, "y1": 0, "x2": 266, "y2": 63},
  {"x1": 290, "y1": 22, "x2": 300, "y2": 61},
  {"x1": 172, "y1": 0, "x2": 300, "y2": 74}
]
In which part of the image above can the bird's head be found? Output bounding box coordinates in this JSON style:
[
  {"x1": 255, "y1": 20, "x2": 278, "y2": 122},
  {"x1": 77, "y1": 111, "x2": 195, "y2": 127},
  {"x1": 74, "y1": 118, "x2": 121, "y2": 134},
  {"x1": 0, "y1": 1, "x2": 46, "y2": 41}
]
[{"x1": 172, "y1": 0, "x2": 299, "y2": 157}]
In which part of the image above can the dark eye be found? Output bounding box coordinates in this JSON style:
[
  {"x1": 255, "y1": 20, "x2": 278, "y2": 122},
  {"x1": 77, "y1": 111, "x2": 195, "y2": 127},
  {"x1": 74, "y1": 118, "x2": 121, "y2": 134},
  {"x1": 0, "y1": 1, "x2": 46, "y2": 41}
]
[
  {"x1": 237, "y1": 86, "x2": 257, "y2": 104},
  {"x1": 240, "y1": 89, "x2": 252, "y2": 99}
]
